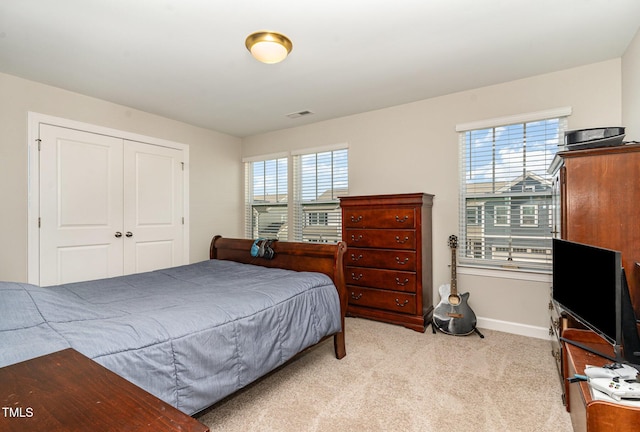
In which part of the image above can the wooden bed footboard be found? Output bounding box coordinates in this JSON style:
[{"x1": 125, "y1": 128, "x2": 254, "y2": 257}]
[{"x1": 210, "y1": 236, "x2": 347, "y2": 359}]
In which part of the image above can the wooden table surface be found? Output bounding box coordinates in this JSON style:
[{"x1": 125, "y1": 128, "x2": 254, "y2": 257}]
[
  {"x1": 563, "y1": 329, "x2": 640, "y2": 432},
  {"x1": 0, "y1": 348, "x2": 209, "y2": 432}
]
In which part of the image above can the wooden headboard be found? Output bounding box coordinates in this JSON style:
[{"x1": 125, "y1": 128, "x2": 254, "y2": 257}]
[{"x1": 209, "y1": 235, "x2": 347, "y2": 359}]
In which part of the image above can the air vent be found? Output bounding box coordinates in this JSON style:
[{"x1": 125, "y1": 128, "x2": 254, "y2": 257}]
[{"x1": 286, "y1": 110, "x2": 315, "y2": 119}]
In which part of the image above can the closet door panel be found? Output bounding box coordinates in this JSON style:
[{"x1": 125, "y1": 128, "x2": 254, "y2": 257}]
[
  {"x1": 39, "y1": 125, "x2": 124, "y2": 286},
  {"x1": 123, "y1": 141, "x2": 184, "y2": 275}
]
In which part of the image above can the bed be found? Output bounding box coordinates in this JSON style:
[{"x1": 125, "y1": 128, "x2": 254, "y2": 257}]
[{"x1": 0, "y1": 236, "x2": 347, "y2": 415}]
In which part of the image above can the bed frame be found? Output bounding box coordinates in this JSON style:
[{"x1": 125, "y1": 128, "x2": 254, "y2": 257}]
[{"x1": 210, "y1": 235, "x2": 347, "y2": 359}]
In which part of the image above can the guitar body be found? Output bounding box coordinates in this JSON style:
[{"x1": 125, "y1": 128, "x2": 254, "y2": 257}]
[
  {"x1": 432, "y1": 234, "x2": 480, "y2": 336},
  {"x1": 433, "y1": 283, "x2": 477, "y2": 336}
]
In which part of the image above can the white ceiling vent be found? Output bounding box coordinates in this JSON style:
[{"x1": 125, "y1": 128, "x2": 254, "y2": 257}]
[{"x1": 286, "y1": 110, "x2": 315, "y2": 119}]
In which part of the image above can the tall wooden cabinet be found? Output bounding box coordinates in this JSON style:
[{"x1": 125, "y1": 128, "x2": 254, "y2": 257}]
[
  {"x1": 549, "y1": 143, "x2": 640, "y2": 314},
  {"x1": 339, "y1": 193, "x2": 434, "y2": 332},
  {"x1": 549, "y1": 143, "x2": 640, "y2": 431}
]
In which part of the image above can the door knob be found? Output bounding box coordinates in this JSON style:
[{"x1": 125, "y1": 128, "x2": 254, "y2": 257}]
[
  {"x1": 115, "y1": 231, "x2": 122, "y2": 238},
  {"x1": 125, "y1": 231, "x2": 133, "y2": 237}
]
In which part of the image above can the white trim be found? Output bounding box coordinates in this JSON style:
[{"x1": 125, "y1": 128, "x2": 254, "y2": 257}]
[
  {"x1": 27, "y1": 113, "x2": 40, "y2": 284},
  {"x1": 241, "y1": 151, "x2": 289, "y2": 163},
  {"x1": 458, "y1": 264, "x2": 552, "y2": 283},
  {"x1": 27, "y1": 112, "x2": 190, "y2": 284},
  {"x1": 290, "y1": 142, "x2": 348, "y2": 156},
  {"x1": 455, "y1": 106, "x2": 572, "y2": 132},
  {"x1": 476, "y1": 317, "x2": 551, "y2": 340}
]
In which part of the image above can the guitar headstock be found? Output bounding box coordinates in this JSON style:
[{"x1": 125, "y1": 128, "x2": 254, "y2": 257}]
[{"x1": 448, "y1": 235, "x2": 458, "y2": 250}]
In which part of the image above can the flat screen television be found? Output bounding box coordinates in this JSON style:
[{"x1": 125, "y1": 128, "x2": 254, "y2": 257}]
[{"x1": 552, "y1": 238, "x2": 640, "y2": 366}]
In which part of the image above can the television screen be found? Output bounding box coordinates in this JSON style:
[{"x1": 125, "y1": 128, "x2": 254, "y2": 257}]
[{"x1": 552, "y1": 238, "x2": 622, "y2": 346}]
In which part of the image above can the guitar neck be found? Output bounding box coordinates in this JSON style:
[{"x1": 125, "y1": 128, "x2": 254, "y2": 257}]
[{"x1": 450, "y1": 247, "x2": 457, "y2": 296}]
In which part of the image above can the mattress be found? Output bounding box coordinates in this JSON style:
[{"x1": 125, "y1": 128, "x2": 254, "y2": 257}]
[{"x1": 0, "y1": 259, "x2": 341, "y2": 415}]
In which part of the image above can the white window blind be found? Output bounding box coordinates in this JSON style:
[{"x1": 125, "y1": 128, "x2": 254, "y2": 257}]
[
  {"x1": 245, "y1": 157, "x2": 288, "y2": 239},
  {"x1": 293, "y1": 148, "x2": 348, "y2": 243},
  {"x1": 458, "y1": 116, "x2": 567, "y2": 270}
]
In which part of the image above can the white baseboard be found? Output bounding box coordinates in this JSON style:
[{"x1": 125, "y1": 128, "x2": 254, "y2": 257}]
[{"x1": 476, "y1": 317, "x2": 550, "y2": 340}]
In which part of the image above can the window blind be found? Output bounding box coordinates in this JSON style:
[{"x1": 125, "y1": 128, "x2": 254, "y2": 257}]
[
  {"x1": 458, "y1": 116, "x2": 567, "y2": 270},
  {"x1": 245, "y1": 157, "x2": 288, "y2": 239},
  {"x1": 293, "y1": 148, "x2": 348, "y2": 243}
]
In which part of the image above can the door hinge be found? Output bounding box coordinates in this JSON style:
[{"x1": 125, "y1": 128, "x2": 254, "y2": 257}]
[
  {"x1": 182, "y1": 217, "x2": 185, "y2": 225},
  {"x1": 38, "y1": 217, "x2": 41, "y2": 228},
  {"x1": 36, "y1": 138, "x2": 41, "y2": 151},
  {"x1": 181, "y1": 162, "x2": 184, "y2": 171}
]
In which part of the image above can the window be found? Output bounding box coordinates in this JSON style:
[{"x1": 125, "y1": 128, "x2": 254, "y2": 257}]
[
  {"x1": 494, "y1": 205, "x2": 511, "y2": 226},
  {"x1": 245, "y1": 146, "x2": 348, "y2": 243},
  {"x1": 293, "y1": 148, "x2": 348, "y2": 242},
  {"x1": 466, "y1": 205, "x2": 482, "y2": 226},
  {"x1": 245, "y1": 156, "x2": 288, "y2": 239},
  {"x1": 457, "y1": 109, "x2": 569, "y2": 270},
  {"x1": 520, "y1": 204, "x2": 538, "y2": 227}
]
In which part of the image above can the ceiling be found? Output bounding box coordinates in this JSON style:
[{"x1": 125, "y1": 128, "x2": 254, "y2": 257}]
[{"x1": 1, "y1": 1, "x2": 639, "y2": 138}]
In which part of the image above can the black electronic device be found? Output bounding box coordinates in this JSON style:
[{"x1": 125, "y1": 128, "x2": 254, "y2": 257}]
[
  {"x1": 564, "y1": 127, "x2": 625, "y2": 150},
  {"x1": 552, "y1": 238, "x2": 640, "y2": 368}
]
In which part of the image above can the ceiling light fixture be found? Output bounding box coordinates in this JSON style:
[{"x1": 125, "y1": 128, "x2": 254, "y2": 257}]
[{"x1": 245, "y1": 31, "x2": 293, "y2": 64}]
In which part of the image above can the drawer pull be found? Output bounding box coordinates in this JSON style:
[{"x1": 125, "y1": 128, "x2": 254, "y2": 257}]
[
  {"x1": 351, "y1": 292, "x2": 363, "y2": 300},
  {"x1": 395, "y1": 277, "x2": 409, "y2": 286},
  {"x1": 350, "y1": 253, "x2": 363, "y2": 262},
  {"x1": 395, "y1": 298, "x2": 409, "y2": 307},
  {"x1": 351, "y1": 272, "x2": 364, "y2": 281},
  {"x1": 395, "y1": 215, "x2": 409, "y2": 223},
  {"x1": 395, "y1": 257, "x2": 409, "y2": 265},
  {"x1": 395, "y1": 236, "x2": 409, "y2": 244},
  {"x1": 351, "y1": 234, "x2": 363, "y2": 242},
  {"x1": 350, "y1": 215, "x2": 363, "y2": 223}
]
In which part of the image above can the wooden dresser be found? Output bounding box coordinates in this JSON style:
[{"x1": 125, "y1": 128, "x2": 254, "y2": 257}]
[
  {"x1": 549, "y1": 143, "x2": 640, "y2": 317},
  {"x1": 0, "y1": 348, "x2": 209, "y2": 432},
  {"x1": 562, "y1": 329, "x2": 640, "y2": 432},
  {"x1": 548, "y1": 143, "x2": 640, "y2": 430},
  {"x1": 339, "y1": 193, "x2": 434, "y2": 332}
]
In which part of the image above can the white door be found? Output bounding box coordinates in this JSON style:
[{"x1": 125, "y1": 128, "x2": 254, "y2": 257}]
[
  {"x1": 39, "y1": 125, "x2": 124, "y2": 286},
  {"x1": 123, "y1": 140, "x2": 184, "y2": 274},
  {"x1": 39, "y1": 126, "x2": 185, "y2": 286}
]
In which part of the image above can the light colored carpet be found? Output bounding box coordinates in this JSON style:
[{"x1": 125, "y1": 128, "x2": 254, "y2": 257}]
[{"x1": 197, "y1": 317, "x2": 573, "y2": 432}]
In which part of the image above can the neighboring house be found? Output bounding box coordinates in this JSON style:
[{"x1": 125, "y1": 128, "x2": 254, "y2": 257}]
[
  {"x1": 251, "y1": 187, "x2": 348, "y2": 243},
  {"x1": 251, "y1": 198, "x2": 288, "y2": 239},
  {"x1": 464, "y1": 172, "x2": 552, "y2": 264}
]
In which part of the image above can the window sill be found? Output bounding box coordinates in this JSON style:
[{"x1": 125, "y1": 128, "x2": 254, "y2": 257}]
[{"x1": 457, "y1": 264, "x2": 552, "y2": 283}]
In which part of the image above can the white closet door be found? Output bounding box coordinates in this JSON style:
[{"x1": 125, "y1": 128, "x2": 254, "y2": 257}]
[
  {"x1": 123, "y1": 140, "x2": 184, "y2": 275},
  {"x1": 39, "y1": 125, "x2": 124, "y2": 286}
]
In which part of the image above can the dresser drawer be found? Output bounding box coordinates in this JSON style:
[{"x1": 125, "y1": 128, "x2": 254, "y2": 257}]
[
  {"x1": 343, "y1": 208, "x2": 416, "y2": 229},
  {"x1": 346, "y1": 247, "x2": 416, "y2": 270},
  {"x1": 348, "y1": 286, "x2": 417, "y2": 315},
  {"x1": 346, "y1": 266, "x2": 416, "y2": 292},
  {"x1": 550, "y1": 317, "x2": 562, "y2": 376},
  {"x1": 345, "y1": 229, "x2": 416, "y2": 250}
]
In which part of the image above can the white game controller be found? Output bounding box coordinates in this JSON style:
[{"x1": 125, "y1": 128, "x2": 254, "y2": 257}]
[
  {"x1": 584, "y1": 363, "x2": 639, "y2": 380},
  {"x1": 589, "y1": 377, "x2": 640, "y2": 401}
]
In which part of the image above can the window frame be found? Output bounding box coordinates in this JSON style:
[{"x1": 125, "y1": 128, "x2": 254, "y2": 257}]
[
  {"x1": 520, "y1": 204, "x2": 539, "y2": 227},
  {"x1": 243, "y1": 152, "x2": 289, "y2": 240},
  {"x1": 456, "y1": 107, "x2": 571, "y2": 273},
  {"x1": 494, "y1": 205, "x2": 511, "y2": 227},
  {"x1": 244, "y1": 144, "x2": 348, "y2": 244},
  {"x1": 292, "y1": 146, "x2": 349, "y2": 243}
]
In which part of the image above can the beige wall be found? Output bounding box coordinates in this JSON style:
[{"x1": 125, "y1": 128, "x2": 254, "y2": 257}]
[
  {"x1": 623, "y1": 28, "x2": 640, "y2": 139},
  {"x1": 0, "y1": 72, "x2": 244, "y2": 283},
  {"x1": 1, "y1": 52, "x2": 635, "y2": 337},
  {"x1": 242, "y1": 60, "x2": 624, "y2": 337}
]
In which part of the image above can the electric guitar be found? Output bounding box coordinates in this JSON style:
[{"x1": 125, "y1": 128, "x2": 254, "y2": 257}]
[{"x1": 432, "y1": 235, "x2": 478, "y2": 336}]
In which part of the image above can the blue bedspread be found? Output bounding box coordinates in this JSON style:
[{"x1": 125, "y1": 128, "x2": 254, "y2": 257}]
[{"x1": 0, "y1": 259, "x2": 341, "y2": 415}]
